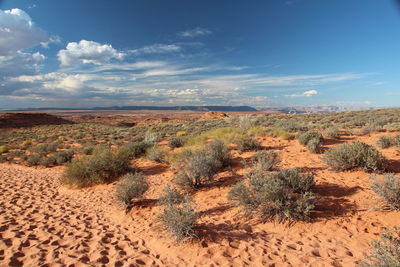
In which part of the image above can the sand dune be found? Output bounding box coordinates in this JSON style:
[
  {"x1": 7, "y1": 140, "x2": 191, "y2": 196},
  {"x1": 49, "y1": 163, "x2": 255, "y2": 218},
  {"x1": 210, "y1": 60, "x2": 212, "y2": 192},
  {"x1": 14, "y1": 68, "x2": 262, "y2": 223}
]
[{"x1": 1, "y1": 133, "x2": 399, "y2": 266}]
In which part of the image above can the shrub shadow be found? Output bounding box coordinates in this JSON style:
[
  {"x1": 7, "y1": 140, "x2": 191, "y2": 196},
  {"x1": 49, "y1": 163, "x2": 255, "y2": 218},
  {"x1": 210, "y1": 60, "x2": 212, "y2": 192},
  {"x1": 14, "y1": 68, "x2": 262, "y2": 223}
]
[
  {"x1": 312, "y1": 182, "x2": 360, "y2": 220},
  {"x1": 387, "y1": 159, "x2": 400, "y2": 173},
  {"x1": 140, "y1": 164, "x2": 169, "y2": 176}
]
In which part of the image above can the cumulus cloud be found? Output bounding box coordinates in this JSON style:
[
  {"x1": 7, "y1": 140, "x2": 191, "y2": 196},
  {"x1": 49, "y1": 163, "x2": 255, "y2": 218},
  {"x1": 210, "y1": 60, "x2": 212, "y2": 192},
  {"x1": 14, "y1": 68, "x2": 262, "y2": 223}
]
[
  {"x1": 129, "y1": 43, "x2": 181, "y2": 55},
  {"x1": 0, "y1": 8, "x2": 47, "y2": 55},
  {"x1": 178, "y1": 27, "x2": 212, "y2": 38},
  {"x1": 285, "y1": 90, "x2": 318, "y2": 98},
  {"x1": 57, "y1": 40, "x2": 125, "y2": 67}
]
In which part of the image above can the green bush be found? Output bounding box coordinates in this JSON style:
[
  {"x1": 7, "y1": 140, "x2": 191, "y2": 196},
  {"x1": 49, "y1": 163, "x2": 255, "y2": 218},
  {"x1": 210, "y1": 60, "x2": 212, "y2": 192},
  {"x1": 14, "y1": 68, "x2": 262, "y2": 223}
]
[
  {"x1": 25, "y1": 154, "x2": 41, "y2": 166},
  {"x1": 121, "y1": 142, "x2": 151, "y2": 159},
  {"x1": 297, "y1": 131, "x2": 323, "y2": 153},
  {"x1": 246, "y1": 150, "x2": 280, "y2": 178},
  {"x1": 372, "y1": 174, "x2": 400, "y2": 210},
  {"x1": 61, "y1": 146, "x2": 131, "y2": 188},
  {"x1": 158, "y1": 185, "x2": 185, "y2": 206},
  {"x1": 53, "y1": 149, "x2": 75, "y2": 164},
  {"x1": 323, "y1": 141, "x2": 388, "y2": 173},
  {"x1": 40, "y1": 155, "x2": 57, "y2": 167},
  {"x1": 324, "y1": 127, "x2": 340, "y2": 139},
  {"x1": 146, "y1": 145, "x2": 165, "y2": 162},
  {"x1": 376, "y1": 136, "x2": 394, "y2": 149},
  {"x1": 157, "y1": 202, "x2": 198, "y2": 242},
  {"x1": 229, "y1": 169, "x2": 315, "y2": 222},
  {"x1": 144, "y1": 131, "x2": 163, "y2": 143},
  {"x1": 116, "y1": 172, "x2": 148, "y2": 207},
  {"x1": 364, "y1": 226, "x2": 400, "y2": 267},
  {"x1": 174, "y1": 139, "x2": 229, "y2": 189},
  {"x1": 234, "y1": 135, "x2": 261, "y2": 153},
  {"x1": 168, "y1": 136, "x2": 186, "y2": 149}
]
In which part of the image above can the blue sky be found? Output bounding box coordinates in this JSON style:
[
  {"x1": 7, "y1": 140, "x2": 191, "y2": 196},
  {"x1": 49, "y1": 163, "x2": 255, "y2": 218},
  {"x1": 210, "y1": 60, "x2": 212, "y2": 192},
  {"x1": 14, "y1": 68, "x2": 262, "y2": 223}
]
[{"x1": 0, "y1": 0, "x2": 399, "y2": 108}]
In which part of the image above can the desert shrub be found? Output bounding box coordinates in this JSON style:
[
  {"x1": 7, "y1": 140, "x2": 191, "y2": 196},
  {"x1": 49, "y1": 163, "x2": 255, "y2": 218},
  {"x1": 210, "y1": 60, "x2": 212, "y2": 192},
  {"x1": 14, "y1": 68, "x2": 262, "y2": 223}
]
[
  {"x1": 268, "y1": 128, "x2": 294, "y2": 140},
  {"x1": 116, "y1": 172, "x2": 148, "y2": 207},
  {"x1": 324, "y1": 127, "x2": 340, "y2": 139},
  {"x1": 297, "y1": 131, "x2": 323, "y2": 146},
  {"x1": 273, "y1": 120, "x2": 308, "y2": 132},
  {"x1": 144, "y1": 131, "x2": 163, "y2": 143},
  {"x1": 383, "y1": 123, "x2": 400, "y2": 132},
  {"x1": 372, "y1": 174, "x2": 400, "y2": 210},
  {"x1": 246, "y1": 150, "x2": 280, "y2": 177},
  {"x1": 360, "y1": 124, "x2": 382, "y2": 135},
  {"x1": 238, "y1": 115, "x2": 258, "y2": 130},
  {"x1": 20, "y1": 140, "x2": 32, "y2": 147},
  {"x1": 157, "y1": 201, "x2": 197, "y2": 242},
  {"x1": 364, "y1": 226, "x2": 400, "y2": 267},
  {"x1": 121, "y1": 142, "x2": 151, "y2": 159},
  {"x1": 168, "y1": 136, "x2": 186, "y2": 149},
  {"x1": 32, "y1": 142, "x2": 59, "y2": 155},
  {"x1": 53, "y1": 149, "x2": 75, "y2": 164},
  {"x1": 25, "y1": 154, "x2": 41, "y2": 166},
  {"x1": 185, "y1": 127, "x2": 243, "y2": 147},
  {"x1": 0, "y1": 145, "x2": 9, "y2": 154},
  {"x1": 158, "y1": 185, "x2": 185, "y2": 206},
  {"x1": 234, "y1": 135, "x2": 261, "y2": 153},
  {"x1": 40, "y1": 155, "x2": 57, "y2": 167},
  {"x1": 376, "y1": 136, "x2": 394, "y2": 149},
  {"x1": 0, "y1": 155, "x2": 5, "y2": 163},
  {"x1": 269, "y1": 168, "x2": 315, "y2": 193},
  {"x1": 297, "y1": 131, "x2": 323, "y2": 153},
  {"x1": 323, "y1": 141, "x2": 388, "y2": 173},
  {"x1": 61, "y1": 146, "x2": 131, "y2": 188},
  {"x1": 82, "y1": 146, "x2": 95, "y2": 155},
  {"x1": 174, "y1": 139, "x2": 229, "y2": 189},
  {"x1": 146, "y1": 145, "x2": 165, "y2": 162},
  {"x1": 228, "y1": 169, "x2": 315, "y2": 222},
  {"x1": 394, "y1": 135, "x2": 400, "y2": 147}
]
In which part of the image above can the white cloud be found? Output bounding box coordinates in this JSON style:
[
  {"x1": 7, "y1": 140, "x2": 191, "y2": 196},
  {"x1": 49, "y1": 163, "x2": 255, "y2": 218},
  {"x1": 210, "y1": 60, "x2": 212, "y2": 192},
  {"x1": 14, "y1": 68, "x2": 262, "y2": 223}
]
[
  {"x1": 179, "y1": 27, "x2": 212, "y2": 38},
  {"x1": 285, "y1": 90, "x2": 318, "y2": 98},
  {"x1": 0, "y1": 51, "x2": 45, "y2": 78},
  {"x1": 129, "y1": 43, "x2": 181, "y2": 55},
  {"x1": 0, "y1": 8, "x2": 48, "y2": 55},
  {"x1": 57, "y1": 40, "x2": 125, "y2": 67},
  {"x1": 40, "y1": 35, "x2": 61, "y2": 48}
]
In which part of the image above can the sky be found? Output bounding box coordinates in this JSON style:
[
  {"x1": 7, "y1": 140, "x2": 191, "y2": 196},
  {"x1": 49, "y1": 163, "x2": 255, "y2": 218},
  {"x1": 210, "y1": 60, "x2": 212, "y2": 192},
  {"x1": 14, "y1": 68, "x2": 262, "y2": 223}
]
[{"x1": 0, "y1": 0, "x2": 400, "y2": 108}]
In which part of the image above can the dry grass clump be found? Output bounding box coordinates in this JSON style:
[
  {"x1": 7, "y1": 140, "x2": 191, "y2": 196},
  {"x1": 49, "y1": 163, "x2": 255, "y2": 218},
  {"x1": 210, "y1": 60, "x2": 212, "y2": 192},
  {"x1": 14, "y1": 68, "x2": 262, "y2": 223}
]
[
  {"x1": 158, "y1": 185, "x2": 186, "y2": 207},
  {"x1": 268, "y1": 128, "x2": 294, "y2": 140},
  {"x1": 229, "y1": 168, "x2": 315, "y2": 223},
  {"x1": 323, "y1": 141, "x2": 388, "y2": 173},
  {"x1": 116, "y1": 172, "x2": 148, "y2": 208},
  {"x1": 372, "y1": 174, "x2": 400, "y2": 210},
  {"x1": 61, "y1": 146, "x2": 131, "y2": 188}
]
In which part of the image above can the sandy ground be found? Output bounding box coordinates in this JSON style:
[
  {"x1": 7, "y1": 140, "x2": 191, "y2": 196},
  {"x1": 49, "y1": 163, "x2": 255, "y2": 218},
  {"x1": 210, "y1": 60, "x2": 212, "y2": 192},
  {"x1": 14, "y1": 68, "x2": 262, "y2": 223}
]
[{"x1": 1, "y1": 132, "x2": 400, "y2": 266}]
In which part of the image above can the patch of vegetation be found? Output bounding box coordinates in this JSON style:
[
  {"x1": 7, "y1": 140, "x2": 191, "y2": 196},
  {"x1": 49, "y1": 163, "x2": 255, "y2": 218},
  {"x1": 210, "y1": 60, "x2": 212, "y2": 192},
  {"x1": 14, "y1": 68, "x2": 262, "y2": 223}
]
[
  {"x1": 323, "y1": 141, "x2": 388, "y2": 173},
  {"x1": 297, "y1": 131, "x2": 323, "y2": 153},
  {"x1": 158, "y1": 185, "x2": 185, "y2": 206},
  {"x1": 363, "y1": 226, "x2": 400, "y2": 267},
  {"x1": 234, "y1": 135, "x2": 261, "y2": 153},
  {"x1": 0, "y1": 145, "x2": 9, "y2": 154},
  {"x1": 268, "y1": 128, "x2": 294, "y2": 140},
  {"x1": 174, "y1": 139, "x2": 229, "y2": 189},
  {"x1": 324, "y1": 127, "x2": 340, "y2": 139},
  {"x1": 229, "y1": 168, "x2": 315, "y2": 223},
  {"x1": 61, "y1": 146, "x2": 131, "y2": 188},
  {"x1": 116, "y1": 172, "x2": 148, "y2": 208},
  {"x1": 376, "y1": 136, "x2": 395, "y2": 149},
  {"x1": 168, "y1": 136, "x2": 186, "y2": 149},
  {"x1": 146, "y1": 145, "x2": 166, "y2": 162},
  {"x1": 157, "y1": 201, "x2": 198, "y2": 242},
  {"x1": 372, "y1": 174, "x2": 400, "y2": 210},
  {"x1": 246, "y1": 150, "x2": 280, "y2": 177}
]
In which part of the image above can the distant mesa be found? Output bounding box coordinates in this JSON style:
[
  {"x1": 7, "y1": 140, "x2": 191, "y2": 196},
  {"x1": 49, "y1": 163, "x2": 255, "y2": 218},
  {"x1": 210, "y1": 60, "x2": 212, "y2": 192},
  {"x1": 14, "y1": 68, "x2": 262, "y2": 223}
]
[{"x1": 0, "y1": 113, "x2": 72, "y2": 128}]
